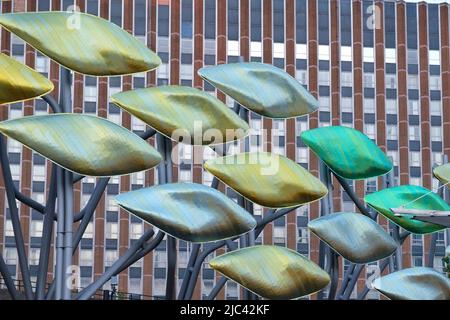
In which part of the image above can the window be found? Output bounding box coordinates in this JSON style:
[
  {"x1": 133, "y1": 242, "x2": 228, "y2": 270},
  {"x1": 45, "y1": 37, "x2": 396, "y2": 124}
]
[
  {"x1": 105, "y1": 222, "x2": 118, "y2": 239},
  {"x1": 429, "y1": 76, "x2": 441, "y2": 91},
  {"x1": 410, "y1": 152, "x2": 421, "y2": 167},
  {"x1": 430, "y1": 100, "x2": 441, "y2": 116},
  {"x1": 30, "y1": 220, "x2": 43, "y2": 237},
  {"x1": 432, "y1": 152, "x2": 443, "y2": 166},
  {"x1": 226, "y1": 281, "x2": 238, "y2": 299},
  {"x1": 385, "y1": 74, "x2": 396, "y2": 89},
  {"x1": 318, "y1": 0, "x2": 329, "y2": 45},
  {"x1": 318, "y1": 71, "x2": 330, "y2": 85},
  {"x1": 130, "y1": 223, "x2": 143, "y2": 240},
  {"x1": 364, "y1": 98, "x2": 375, "y2": 113},
  {"x1": 364, "y1": 73, "x2": 374, "y2": 88},
  {"x1": 341, "y1": 72, "x2": 352, "y2": 87},
  {"x1": 154, "y1": 250, "x2": 167, "y2": 268},
  {"x1": 129, "y1": 278, "x2": 142, "y2": 294},
  {"x1": 297, "y1": 227, "x2": 308, "y2": 244},
  {"x1": 363, "y1": 48, "x2": 374, "y2": 63},
  {"x1": 79, "y1": 276, "x2": 91, "y2": 288},
  {"x1": 29, "y1": 248, "x2": 40, "y2": 265},
  {"x1": 386, "y1": 125, "x2": 397, "y2": 140},
  {"x1": 273, "y1": 226, "x2": 286, "y2": 244},
  {"x1": 408, "y1": 100, "x2": 419, "y2": 115},
  {"x1": 202, "y1": 279, "x2": 214, "y2": 298},
  {"x1": 228, "y1": 0, "x2": 239, "y2": 41},
  {"x1": 297, "y1": 147, "x2": 308, "y2": 164},
  {"x1": 273, "y1": 0, "x2": 284, "y2": 43},
  {"x1": 431, "y1": 126, "x2": 442, "y2": 142},
  {"x1": 4, "y1": 247, "x2": 17, "y2": 265},
  {"x1": 409, "y1": 126, "x2": 420, "y2": 140},
  {"x1": 387, "y1": 151, "x2": 398, "y2": 166},
  {"x1": 319, "y1": 96, "x2": 330, "y2": 111},
  {"x1": 153, "y1": 278, "x2": 165, "y2": 297},
  {"x1": 429, "y1": 50, "x2": 440, "y2": 65},
  {"x1": 134, "y1": 0, "x2": 146, "y2": 36},
  {"x1": 205, "y1": 0, "x2": 216, "y2": 40},
  {"x1": 5, "y1": 219, "x2": 14, "y2": 237},
  {"x1": 412, "y1": 256, "x2": 423, "y2": 267},
  {"x1": 83, "y1": 222, "x2": 94, "y2": 239},
  {"x1": 80, "y1": 249, "x2": 93, "y2": 266},
  {"x1": 105, "y1": 250, "x2": 118, "y2": 267},
  {"x1": 341, "y1": 97, "x2": 352, "y2": 113},
  {"x1": 386, "y1": 99, "x2": 397, "y2": 114},
  {"x1": 408, "y1": 75, "x2": 419, "y2": 89},
  {"x1": 364, "y1": 124, "x2": 375, "y2": 139},
  {"x1": 181, "y1": 0, "x2": 193, "y2": 38}
]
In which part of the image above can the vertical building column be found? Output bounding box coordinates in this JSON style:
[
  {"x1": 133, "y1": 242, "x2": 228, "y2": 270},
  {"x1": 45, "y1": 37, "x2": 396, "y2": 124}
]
[
  {"x1": 285, "y1": 0, "x2": 296, "y2": 251},
  {"x1": 170, "y1": 0, "x2": 180, "y2": 183},
  {"x1": 374, "y1": 1, "x2": 388, "y2": 234},
  {"x1": 261, "y1": 0, "x2": 273, "y2": 246},
  {"x1": 418, "y1": 2, "x2": 432, "y2": 263},
  {"x1": 19, "y1": 0, "x2": 37, "y2": 284},
  {"x1": 72, "y1": 0, "x2": 86, "y2": 270},
  {"x1": 329, "y1": 0, "x2": 341, "y2": 216},
  {"x1": 396, "y1": 1, "x2": 412, "y2": 269},
  {"x1": 93, "y1": 0, "x2": 110, "y2": 283},
  {"x1": 191, "y1": 0, "x2": 204, "y2": 301},
  {"x1": 440, "y1": 5, "x2": 450, "y2": 160},
  {"x1": 117, "y1": 0, "x2": 134, "y2": 293},
  {"x1": 307, "y1": 0, "x2": 320, "y2": 266},
  {"x1": 352, "y1": 0, "x2": 368, "y2": 294},
  {"x1": 0, "y1": 0, "x2": 13, "y2": 258},
  {"x1": 143, "y1": 0, "x2": 158, "y2": 298},
  {"x1": 240, "y1": 0, "x2": 250, "y2": 61}
]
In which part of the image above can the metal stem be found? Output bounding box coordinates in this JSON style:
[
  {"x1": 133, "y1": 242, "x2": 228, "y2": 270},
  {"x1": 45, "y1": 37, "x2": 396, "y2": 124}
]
[
  {"x1": 55, "y1": 166, "x2": 65, "y2": 300},
  {"x1": 333, "y1": 173, "x2": 374, "y2": 219},
  {"x1": 337, "y1": 263, "x2": 355, "y2": 299},
  {"x1": 206, "y1": 276, "x2": 227, "y2": 300},
  {"x1": 177, "y1": 243, "x2": 201, "y2": 300},
  {"x1": 42, "y1": 94, "x2": 62, "y2": 113},
  {"x1": 72, "y1": 178, "x2": 110, "y2": 251},
  {"x1": 35, "y1": 165, "x2": 57, "y2": 299},
  {"x1": 76, "y1": 229, "x2": 155, "y2": 300},
  {"x1": 0, "y1": 135, "x2": 33, "y2": 299},
  {"x1": 0, "y1": 252, "x2": 20, "y2": 299},
  {"x1": 341, "y1": 264, "x2": 364, "y2": 300},
  {"x1": 63, "y1": 170, "x2": 74, "y2": 299}
]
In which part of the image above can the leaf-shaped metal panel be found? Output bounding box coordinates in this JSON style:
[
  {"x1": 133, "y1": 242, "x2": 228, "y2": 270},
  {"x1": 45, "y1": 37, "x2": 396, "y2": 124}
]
[
  {"x1": 364, "y1": 185, "x2": 447, "y2": 234},
  {"x1": 0, "y1": 12, "x2": 161, "y2": 76},
  {"x1": 111, "y1": 86, "x2": 249, "y2": 145},
  {"x1": 198, "y1": 62, "x2": 318, "y2": 119},
  {"x1": 433, "y1": 163, "x2": 450, "y2": 186},
  {"x1": 210, "y1": 246, "x2": 330, "y2": 300},
  {"x1": 372, "y1": 267, "x2": 450, "y2": 300},
  {"x1": 204, "y1": 152, "x2": 327, "y2": 208},
  {"x1": 301, "y1": 126, "x2": 393, "y2": 180},
  {"x1": 0, "y1": 114, "x2": 161, "y2": 176},
  {"x1": 0, "y1": 53, "x2": 54, "y2": 105},
  {"x1": 115, "y1": 183, "x2": 256, "y2": 243},
  {"x1": 308, "y1": 212, "x2": 397, "y2": 264}
]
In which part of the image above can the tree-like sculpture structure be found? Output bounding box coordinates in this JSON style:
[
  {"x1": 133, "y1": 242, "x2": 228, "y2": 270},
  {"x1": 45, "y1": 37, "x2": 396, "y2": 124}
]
[{"x1": 0, "y1": 11, "x2": 448, "y2": 301}]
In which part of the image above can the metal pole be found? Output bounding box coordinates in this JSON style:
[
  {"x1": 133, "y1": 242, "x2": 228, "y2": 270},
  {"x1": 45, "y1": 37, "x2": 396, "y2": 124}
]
[
  {"x1": 341, "y1": 264, "x2": 364, "y2": 300},
  {"x1": 0, "y1": 136, "x2": 33, "y2": 299},
  {"x1": 63, "y1": 170, "x2": 74, "y2": 299},
  {"x1": 156, "y1": 134, "x2": 177, "y2": 300},
  {"x1": 55, "y1": 166, "x2": 65, "y2": 300},
  {"x1": 36, "y1": 165, "x2": 57, "y2": 299},
  {"x1": 177, "y1": 243, "x2": 201, "y2": 300},
  {"x1": 206, "y1": 276, "x2": 227, "y2": 300},
  {"x1": 76, "y1": 229, "x2": 155, "y2": 300},
  {"x1": 0, "y1": 253, "x2": 19, "y2": 299}
]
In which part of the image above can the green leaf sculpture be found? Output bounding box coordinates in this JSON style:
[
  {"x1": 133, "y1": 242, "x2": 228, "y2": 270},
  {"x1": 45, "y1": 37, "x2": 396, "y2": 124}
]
[
  {"x1": 0, "y1": 114, "x2": 161, "y2": 176},
  {"x1": 115, "y1": 183, "x2": 256, "y2": 243},
  {"x1": 0, "y1": 12, "x2": 161, "y2": 76}
]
